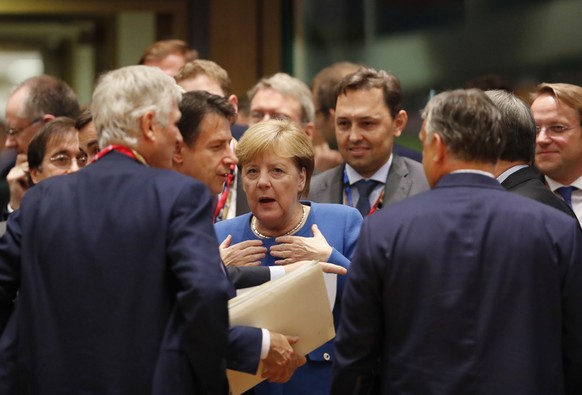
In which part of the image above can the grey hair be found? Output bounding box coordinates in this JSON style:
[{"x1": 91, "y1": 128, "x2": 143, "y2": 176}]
[
  {"x1": 91, "y1": 65, "x2": 182, "y2": 148},
  {"x1": 421, "y1": 89, "x2": 504, "y2": 164},
  {"x1": 485, "y1": 89, "x2": 536, "y2": 163},
  {"x1": 247, "y1": 72, "x2": 315, "y2": 124}
]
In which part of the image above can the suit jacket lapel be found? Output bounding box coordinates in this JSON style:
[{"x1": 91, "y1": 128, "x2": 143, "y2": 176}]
[{"x1": 383, "y1": 155, "x2": 412, "y2": 206}]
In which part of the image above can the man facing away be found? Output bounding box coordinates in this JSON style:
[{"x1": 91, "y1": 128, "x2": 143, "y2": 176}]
[
  {"x1": 0, "y1": 65, "x2": 231, "y2": 394},
  {"x1": 308, "y1": 67, "x2": 428, "y2": 217},
  {"x1": 332, "y1": 89, "x2": 582, "y2": 394},
  {"x1": 485, "y1": 89, "x2": 575, "y2": 216},
  {"x1": 531, "y1": 82, "x2": 582, "y2": 225}
]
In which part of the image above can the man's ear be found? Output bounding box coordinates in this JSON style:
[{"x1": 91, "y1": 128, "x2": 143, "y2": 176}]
[
  {"x1": 392, "y1": 110, "x2": 408, "y2": 138},
  {"x1": 41, "y1": 114, "x2": 56, "y2": 124},
  {"x1": 227, "y1": 94, "x2": 239, "y2": 114},
  {"x1": 433, "y1": 133, "x2": 447, "y2": 163},
  {"x1": 303, "y1": 122, "x2": 315, "y2": 141},
  {"x1": 29, "y1": 167, "x2": 40, "y2": 185},
  {"x1": 172, "y1": 140, "x2": 184, "y2": 167},
  {"x1": 140, "y1": 112, "x2": 156, "y2": 142}
]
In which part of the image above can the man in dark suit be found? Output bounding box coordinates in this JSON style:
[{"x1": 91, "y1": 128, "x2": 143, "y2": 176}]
[
  {"x1": 175, "y1": 59, "x2": 250, "y2": 220},
  {"x1": 485, "y1": 89, "x2": 575, "y2": 217},
  {"x1": 308, "y1": 68, "x2": 428, "y2": 216},
  {"x1": 332, "y1": 89, "x2": 582, "y2": 394},
  {"x1": 0, "y1": 65, "x2": 231, "y2": 394}
]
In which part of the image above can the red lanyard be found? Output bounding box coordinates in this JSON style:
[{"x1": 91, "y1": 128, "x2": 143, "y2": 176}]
[
  {"x1": 343, "y1": 168, "x2": 384, "y2": 216},
  {"x1": 213, "y1": 164, "x2": 235, "y2": 223},
  {"x1": 93, "y1": 145, "x2": 147, "y2": 165}
]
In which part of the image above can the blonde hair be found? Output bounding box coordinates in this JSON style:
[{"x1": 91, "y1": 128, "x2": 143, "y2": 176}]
[
  {"x1": 174, "y1": 59, "x2": 232, "y2": 97},
  {"x1": 236, "y1": 119, "x2": 314, "y2": 196}
]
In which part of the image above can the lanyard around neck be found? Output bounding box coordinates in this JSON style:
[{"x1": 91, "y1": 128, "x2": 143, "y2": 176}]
[
  {"x1": 343, "y1": 167, "x2": 384, "y2": 216},
  {"x1": 93, "y1": 145, "x2": 148, "y2": 166}
]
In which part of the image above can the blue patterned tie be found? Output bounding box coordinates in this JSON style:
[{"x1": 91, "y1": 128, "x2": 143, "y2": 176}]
[
  {"x1": 556, "y1": 186, "x2": 577, "y2": 209},
  {"x1": 354, "y1": 180, "x2": 379, "y2": 217}
]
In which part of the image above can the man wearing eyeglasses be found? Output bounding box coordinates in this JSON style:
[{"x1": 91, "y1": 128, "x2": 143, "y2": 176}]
[
  {"x1": 27, "y1": 117, "x2": 87, "y2": 185},
  {"x1": 3, "y1": 75, "x2": 79, "y2": 216},
  {"x1": 531, "y1": 83, "x2": 582, "y2": 226}
]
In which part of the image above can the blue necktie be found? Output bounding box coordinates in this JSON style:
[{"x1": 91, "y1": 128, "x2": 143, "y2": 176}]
[
  {"x1": 556, "y1": 186, "x2": 577, "y2": 209},
  {"x1": 354, "y1": 180, "x2": 379, "y2": 217}
]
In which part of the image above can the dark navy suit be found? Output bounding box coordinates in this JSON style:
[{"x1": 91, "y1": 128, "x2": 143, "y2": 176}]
[
  {"x1": 332, "y1": 173, "x2": 582, "y2": 395},
  {"x1": 0, "y1": 152, "x2": 231, "y2": 394}
]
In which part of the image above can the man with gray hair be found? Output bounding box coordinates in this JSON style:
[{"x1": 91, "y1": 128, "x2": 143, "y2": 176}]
[
  {"x1": 332, "y1": 89, "x2": 582, "y2": 394},
  {"x1": 0, "y1": 65, "x2": 231, "y2": 394},
  {"x1": 485, "y1": 89, "x2": 574, "y2": 216}
]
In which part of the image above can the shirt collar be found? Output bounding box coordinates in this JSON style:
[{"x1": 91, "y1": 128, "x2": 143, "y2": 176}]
[
  {"x1": 345, "y1": 154, "x2": 392, "y2": 185},
  {"x1": 546, "y1": 174, "x2": 582, "y2": 192},
  {"x1": 451, "y1": 169, "x2": 495, "y2": 178},
  {"x1": 496, "y1": 164, "x2": 529, "y2": 184}
]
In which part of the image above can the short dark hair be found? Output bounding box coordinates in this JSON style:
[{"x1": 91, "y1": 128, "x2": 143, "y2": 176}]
[
  {"x1": 75, "y1": 106, "x2": 93, "y2": 131},
  {"x1": 28, "y1": 117, "x2": 77, "y2": 171},
  {"x1": 16, "y1": 75, "x2": 80, "y2": 120},
  {"x1": 485, "y1": 90, "x2": 536, "y2": 163},
  {"x1": 177, "y1": 91, "x2": 236, "y2": 147},
  {"x1": 336, "y1": 67, "x2": 403, "y2": 119}
]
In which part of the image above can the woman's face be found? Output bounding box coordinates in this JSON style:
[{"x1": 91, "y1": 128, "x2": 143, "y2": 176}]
[{"x1": 242, "y1": 148, "x2": 306, "y2": 230}]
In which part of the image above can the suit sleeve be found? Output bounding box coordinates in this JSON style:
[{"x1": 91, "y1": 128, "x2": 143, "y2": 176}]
[
  {"x1": 331, "y1": 217, "x2": 385, "y2": 395},
  {"x1": 227, "y1": 326, "x2": 262, "y2": 374},
  {"x1": 165, "y1": 182, "x2": 231, "y2": 394},
  {"x1": 0, "y1": 211, "x2": 22, "y2": 334},
  {"x1": 561, "y1": 220, "x2": 582, "y2": 394},
  {"x1": 227, "y1": 266, "x2": 271, "y2": 289}
]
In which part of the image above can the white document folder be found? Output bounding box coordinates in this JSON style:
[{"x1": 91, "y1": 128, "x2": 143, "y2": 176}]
[{"x1": 227, "y1": 261, "x2": 336, "y2": 395}]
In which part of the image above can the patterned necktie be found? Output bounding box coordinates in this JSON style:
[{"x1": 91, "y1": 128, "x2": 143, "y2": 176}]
[
  {"x1": 556, "y1": 186, "x2": 577, "y2": 209},
  {"x1": 354, "y1": 180, "x2": 379, "y2": 217}
]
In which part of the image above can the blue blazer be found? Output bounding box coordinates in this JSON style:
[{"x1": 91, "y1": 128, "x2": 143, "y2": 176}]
[
  {"x1": 0, "y1": 152, "x2": 231, "y2": 394},
  {"x1": 332, "y1": 173, "x2": 582, "y2": 395}
]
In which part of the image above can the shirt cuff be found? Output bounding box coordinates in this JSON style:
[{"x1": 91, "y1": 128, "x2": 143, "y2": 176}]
[
  {"x1": 268, "y1": 266, "x2": 285, "y2": 281},
  {"x1": 260, "y1": 328, "x2": 270, "y2": 359}
]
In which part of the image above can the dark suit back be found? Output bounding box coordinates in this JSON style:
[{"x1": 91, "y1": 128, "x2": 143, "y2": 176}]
[
  {"x1": 501, "y1": 166, "x2": 576, "y2": 218},
  {"x1": 0, "y1": 152, "x2": 231, "y2": 394},
  {"x1": 333, "y1": 173, "x2": 582, "y2": 394}
]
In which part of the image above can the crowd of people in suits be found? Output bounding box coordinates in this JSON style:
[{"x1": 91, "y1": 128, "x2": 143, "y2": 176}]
[{"x1": 0, "y1": 38, "x2": 580, "y2": 394}]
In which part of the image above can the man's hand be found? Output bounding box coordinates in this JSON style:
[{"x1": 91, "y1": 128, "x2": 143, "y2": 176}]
[
  {"x1": 219, "y1": 235, "x2": 267, "y2": 267},
  {"x1": 7, "y1": 153, "x2": 31, "y2": 210},
  {"x1": 282, "y1": 260, "x2": 347, "y2": 276},
  {"x1": 261, "y1": 332, "x2": 306, "y2": 383}
]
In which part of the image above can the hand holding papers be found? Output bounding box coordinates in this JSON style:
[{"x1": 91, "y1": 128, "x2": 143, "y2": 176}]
[{"x1": 227, "y1": 261, "x2": 336, "y2": 395}]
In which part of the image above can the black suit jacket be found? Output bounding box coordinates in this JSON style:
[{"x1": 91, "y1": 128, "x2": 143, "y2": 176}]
[{"x1": 501, "y1": 166, "x2": 576, "y2": 218}]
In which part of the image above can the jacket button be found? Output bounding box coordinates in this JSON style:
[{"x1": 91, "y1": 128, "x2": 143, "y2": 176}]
[{"x1": 323, "y1": 353, "x2": 331, "y2": 361}]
